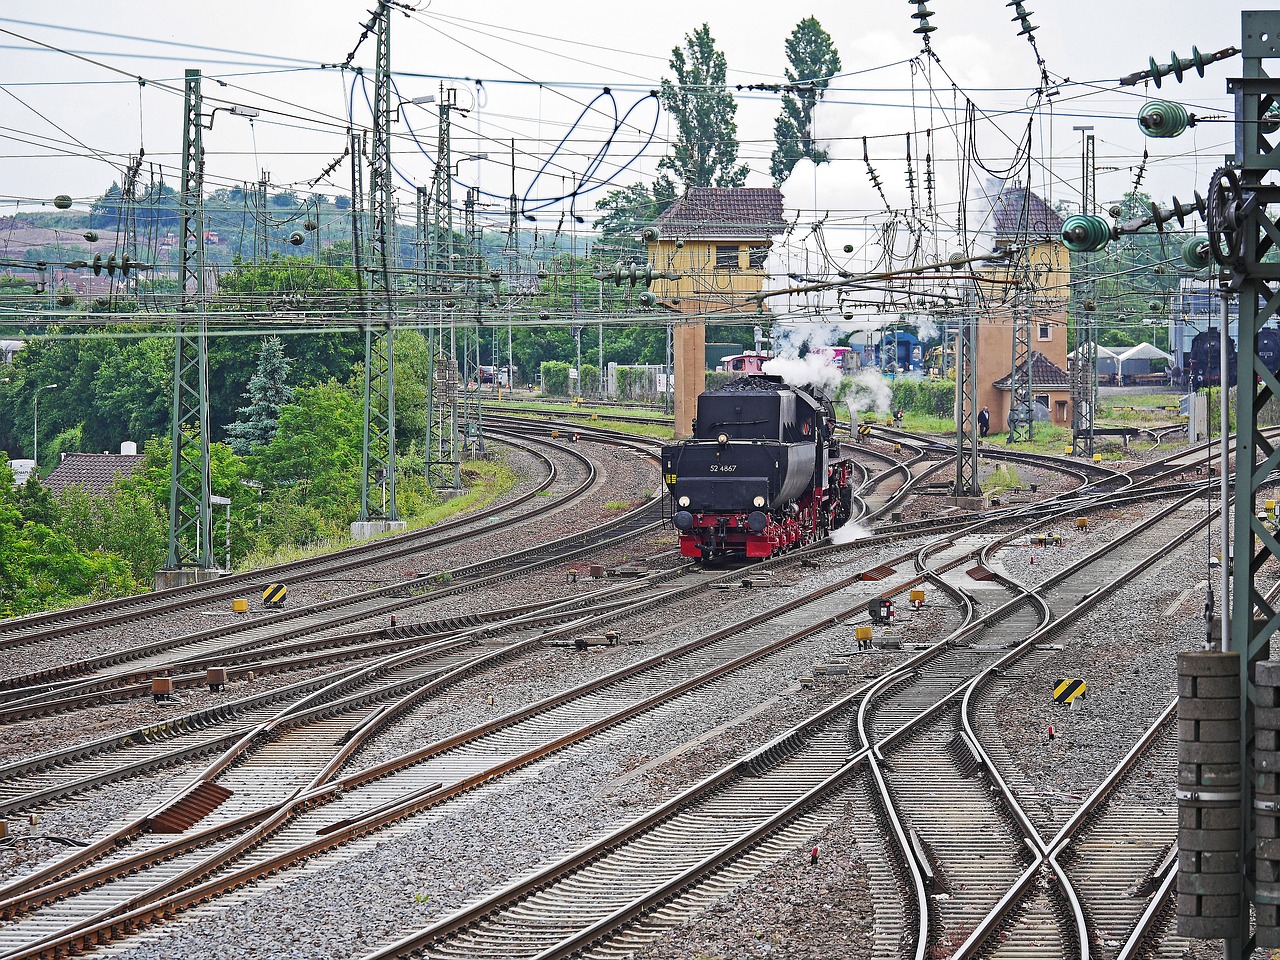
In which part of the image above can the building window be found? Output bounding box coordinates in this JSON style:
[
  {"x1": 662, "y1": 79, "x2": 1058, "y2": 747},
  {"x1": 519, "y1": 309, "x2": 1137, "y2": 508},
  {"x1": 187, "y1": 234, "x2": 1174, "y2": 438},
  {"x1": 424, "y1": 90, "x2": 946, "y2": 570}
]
[
  {"x1": 746, "y1": 245, "x2": 769, "y2": 270},
  {"x1": 716, "y1": 244, "x2": 740, "y2": 271},
  {"x1": 1038, "y1": 323, "x2": 1052, "y2": 340}
]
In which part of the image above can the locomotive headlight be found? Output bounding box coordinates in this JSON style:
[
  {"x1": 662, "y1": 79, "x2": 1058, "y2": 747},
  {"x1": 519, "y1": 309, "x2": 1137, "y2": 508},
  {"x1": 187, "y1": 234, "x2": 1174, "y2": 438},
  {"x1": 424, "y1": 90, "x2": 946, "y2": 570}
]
[
  {"x1": 753, "y1": 495, "x2": 766, "y2": 508},
  {"x1": 678, "y1": 495, "x2": 690, "y2": 508},
  {"x1": 716, "y1": 432, "x2": 729, "y2": 445}
]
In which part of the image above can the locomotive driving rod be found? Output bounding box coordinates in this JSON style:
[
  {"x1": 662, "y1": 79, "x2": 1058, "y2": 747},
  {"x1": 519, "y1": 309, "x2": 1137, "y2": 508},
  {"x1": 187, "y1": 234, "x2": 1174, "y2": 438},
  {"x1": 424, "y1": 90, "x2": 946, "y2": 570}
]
[{"x1": 748, "y1": 249, "x2": 1020, "y2": 304}]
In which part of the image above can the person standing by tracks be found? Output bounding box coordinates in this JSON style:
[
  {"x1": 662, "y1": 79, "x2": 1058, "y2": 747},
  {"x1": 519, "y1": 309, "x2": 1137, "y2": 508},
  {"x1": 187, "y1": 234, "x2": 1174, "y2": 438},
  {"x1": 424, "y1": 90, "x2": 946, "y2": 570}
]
[{"x1": 977, "y1": 406, "x2": 990, "y2": 438}]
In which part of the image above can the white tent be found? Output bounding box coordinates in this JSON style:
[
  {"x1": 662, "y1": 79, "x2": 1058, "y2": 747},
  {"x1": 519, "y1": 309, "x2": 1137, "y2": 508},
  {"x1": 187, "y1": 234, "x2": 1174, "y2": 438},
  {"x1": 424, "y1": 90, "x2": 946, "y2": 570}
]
[{"x1": 1068, "y1": 344, "x2": 1122, "y2": 377}]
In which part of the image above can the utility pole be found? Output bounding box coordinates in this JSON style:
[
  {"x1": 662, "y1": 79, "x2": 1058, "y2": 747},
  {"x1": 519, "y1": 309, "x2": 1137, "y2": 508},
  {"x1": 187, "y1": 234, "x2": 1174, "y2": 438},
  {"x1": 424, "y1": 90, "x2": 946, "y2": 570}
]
[
  {"x1": 427, "y1": 84, "x2": 461, "y2": 490},
  {"x1": 1070, "y1": 126, "x2": 1098, "y2": 457},
  {"x1": 953, "y1": 280, "x2": 980, "y2": 496},
  {"x1": 1006, "y1": 253, "x2": 1034, "y2": 444},
  {"x1": 353, "y1": 0, "x2": 404, "y2": 536},
  {"x1": 159, "y1": 68, "x2": 216, "y2": 588}
]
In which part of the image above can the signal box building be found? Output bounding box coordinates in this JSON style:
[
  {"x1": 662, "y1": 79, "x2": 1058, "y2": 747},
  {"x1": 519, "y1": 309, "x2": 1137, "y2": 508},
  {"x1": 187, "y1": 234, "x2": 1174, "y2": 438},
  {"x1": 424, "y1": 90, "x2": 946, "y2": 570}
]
[
  {"x1": 643, "y1": 187, "x2": 786, "y2": 437},
  {"x1": 975, "y1": 185, "x2": 1073, "y2": 429}
]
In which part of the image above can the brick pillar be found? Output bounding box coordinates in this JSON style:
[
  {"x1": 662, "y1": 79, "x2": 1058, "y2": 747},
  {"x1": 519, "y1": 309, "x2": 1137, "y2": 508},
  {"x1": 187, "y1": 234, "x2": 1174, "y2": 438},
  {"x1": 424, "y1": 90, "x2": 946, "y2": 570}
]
[
  {"x1": 1177, "y1": 651, "x2": 1243, "y2": 939},
  {"x1": 673, "y1": 322, "x2": 706, "y2": 439}
]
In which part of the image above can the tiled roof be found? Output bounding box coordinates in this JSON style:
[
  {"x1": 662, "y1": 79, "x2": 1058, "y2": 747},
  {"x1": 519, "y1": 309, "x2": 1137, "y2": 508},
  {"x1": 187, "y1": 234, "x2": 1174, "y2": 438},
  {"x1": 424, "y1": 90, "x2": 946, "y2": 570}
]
[
  {"x1": 992, "y1": 350, "x2": 1071, "y2": 390},
  {"x1": 43, "y1": 453, "x2": 144, "y2": 497},
  {"x1": 649, "y1": 187, "x2": 786, "y2": 240},
  {"x1": 992, "y1": 185, "x2": 1063, "y2": 242}
]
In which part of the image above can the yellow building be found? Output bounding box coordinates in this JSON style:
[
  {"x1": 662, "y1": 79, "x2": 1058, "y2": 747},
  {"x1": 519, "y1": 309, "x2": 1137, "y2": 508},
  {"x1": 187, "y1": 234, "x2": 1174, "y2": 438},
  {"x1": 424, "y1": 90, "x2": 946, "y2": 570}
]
[
  {"x1": 642, "y1": 187, "x2": 786, "y2": 436},
  {"x1": 975, "y1": 185, "x2": 1073, "y2": 431}
]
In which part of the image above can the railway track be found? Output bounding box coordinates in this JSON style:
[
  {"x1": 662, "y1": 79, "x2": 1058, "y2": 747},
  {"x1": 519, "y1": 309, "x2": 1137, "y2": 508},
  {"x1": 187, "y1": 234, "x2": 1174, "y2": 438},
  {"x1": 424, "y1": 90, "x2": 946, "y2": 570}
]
[
  {"x1": 0, "y1": 429, "x2": 655, "y2": 655},
  {"x1": 0, "y1": 423, "x2": 1241, "y2": 959}
]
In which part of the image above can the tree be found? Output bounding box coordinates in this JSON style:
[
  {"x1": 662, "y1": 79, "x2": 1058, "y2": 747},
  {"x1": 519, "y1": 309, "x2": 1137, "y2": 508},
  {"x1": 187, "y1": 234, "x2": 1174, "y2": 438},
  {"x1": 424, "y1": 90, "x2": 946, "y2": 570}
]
[
  {"x1": 225, "y1": 336, "x2": 294, "y2": 454},
  {"x1": 593, "y1": 183, "x2": 668, "y2": 256},
  {"x1": 771, "y1": 18, "x2": 842, "y2": 186},
  {"x1": 658, "y1": 24, "x2": 749, "y2": 189}
]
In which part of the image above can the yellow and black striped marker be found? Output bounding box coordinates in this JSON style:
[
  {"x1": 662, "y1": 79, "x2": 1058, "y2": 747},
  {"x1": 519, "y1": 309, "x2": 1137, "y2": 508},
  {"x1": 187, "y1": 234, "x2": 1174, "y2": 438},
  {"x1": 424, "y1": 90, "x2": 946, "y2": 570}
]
[
  {"x1": 1054, "y1": 678, "x2": 1086, "y2": 704},
  {"x1": 262, "y1": 583, "x2": 288, "y2": 608},
  {"x1": 858, "y1": 424, "x2": 871, "y2": 440}
]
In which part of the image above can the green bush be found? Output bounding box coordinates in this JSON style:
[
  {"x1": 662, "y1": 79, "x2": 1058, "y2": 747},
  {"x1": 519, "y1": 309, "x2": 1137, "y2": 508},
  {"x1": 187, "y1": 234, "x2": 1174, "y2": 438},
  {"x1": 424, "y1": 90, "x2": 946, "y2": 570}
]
[
  {"x1": 891, "y1": 378, "x2": 955, "y2": 418},
  {"x1": 541, "y1": 361, "x2": 570, "y2": 396}
]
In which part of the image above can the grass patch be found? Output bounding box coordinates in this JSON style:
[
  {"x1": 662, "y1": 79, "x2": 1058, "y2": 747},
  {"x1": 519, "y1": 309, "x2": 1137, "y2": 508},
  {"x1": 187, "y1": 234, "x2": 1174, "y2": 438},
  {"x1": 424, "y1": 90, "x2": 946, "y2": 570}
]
[
  {"x1": 236, "y1": 456, "x2": 522, "y2": 573},
  {"x1": 981, "y1": 463, "x2": 1022, "y2": 494},
  {"x1": 603, "y1": 500, "x2": 632, "y2": 511}
]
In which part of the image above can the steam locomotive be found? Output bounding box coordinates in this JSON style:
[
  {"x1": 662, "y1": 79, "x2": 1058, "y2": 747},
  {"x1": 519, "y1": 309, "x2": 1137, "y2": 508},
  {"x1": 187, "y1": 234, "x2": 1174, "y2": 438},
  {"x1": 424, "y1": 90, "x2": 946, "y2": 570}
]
[
  {"x1": 661, "y1": 376, "x2": 854, "y2": 560},
  {"x1": 1185, "y1": 329, "x2": 1280, "y2": 388}
]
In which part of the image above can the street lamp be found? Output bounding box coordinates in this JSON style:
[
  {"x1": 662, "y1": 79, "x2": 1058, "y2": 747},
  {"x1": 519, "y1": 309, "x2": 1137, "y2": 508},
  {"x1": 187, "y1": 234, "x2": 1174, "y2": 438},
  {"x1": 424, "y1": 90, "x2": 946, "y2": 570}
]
[{"x1": 33, "y1": 383, "x2": 58, "y2": 472}]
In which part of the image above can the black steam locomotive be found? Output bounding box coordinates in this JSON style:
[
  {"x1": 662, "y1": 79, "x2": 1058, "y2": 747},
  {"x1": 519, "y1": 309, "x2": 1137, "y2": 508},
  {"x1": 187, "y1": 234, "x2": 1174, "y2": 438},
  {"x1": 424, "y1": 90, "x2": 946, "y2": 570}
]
[
  {"x1": 661, "y1": 376, "x2": 854, "y2": 559},
  {"x1": 1187, "y1": 328, "x2": 1280, "y2": 388}
]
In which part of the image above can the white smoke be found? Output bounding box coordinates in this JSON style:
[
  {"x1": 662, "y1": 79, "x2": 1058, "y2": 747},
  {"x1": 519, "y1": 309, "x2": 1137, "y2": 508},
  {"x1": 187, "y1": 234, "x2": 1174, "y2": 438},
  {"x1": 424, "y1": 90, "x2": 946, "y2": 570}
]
[
  {"x1": 831, "y1": 520, "x2": 872, "y2": 544},
  {"x1": 845, "y1": 368, "x2": 893, "y2": 418},
  {"x1": 911, "y1": 314, "x2": 939, "y2": 341},
  {"x1": 762, "y1": 352, "x2": 843, "y2": 395}
]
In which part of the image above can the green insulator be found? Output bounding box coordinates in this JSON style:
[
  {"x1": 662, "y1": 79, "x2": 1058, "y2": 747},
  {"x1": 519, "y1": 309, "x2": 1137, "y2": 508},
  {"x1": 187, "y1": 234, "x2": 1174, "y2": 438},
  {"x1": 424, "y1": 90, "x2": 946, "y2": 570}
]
[
  {"x1": 1182, "y1": 235, "x2": 1211, "y2": 270},
  {"x1": 638, "y1": 291, "x2": 657, "y2": 308},
  {"x1": 1138, "y1": 100, "x2": 1189, "y2": 138},
  {"x1": 1263, "y1": 104, "x2": 1280, "y2": 136},
  {"x1": 288, "y1": 231, "x2": 305, "y2": 246},
  {"x1": 53, "y1": 194, "x2": 73, "y2": 209},
  {"x1": 843, "y1": 244, "x2": 854, "y2": 253},
  {"x1": 83, "y1": 231, "x2": 98, "y2": 243},
  {"x1": 1061, "y1": 215, "x2": 1111, "y2": 252}
]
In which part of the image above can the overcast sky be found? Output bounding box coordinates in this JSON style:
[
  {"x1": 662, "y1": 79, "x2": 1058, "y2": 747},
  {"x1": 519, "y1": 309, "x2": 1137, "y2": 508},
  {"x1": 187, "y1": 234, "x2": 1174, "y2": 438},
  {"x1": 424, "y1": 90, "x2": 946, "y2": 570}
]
[{"x1": 0, "y1": 1, "x2": 1253, "y2": 236}]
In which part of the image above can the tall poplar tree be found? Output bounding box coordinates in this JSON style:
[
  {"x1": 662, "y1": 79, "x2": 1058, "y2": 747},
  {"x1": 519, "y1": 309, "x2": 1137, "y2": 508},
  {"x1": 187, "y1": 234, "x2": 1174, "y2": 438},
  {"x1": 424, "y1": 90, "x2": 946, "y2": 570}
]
[
  {"x1": 771, "y1": 17, "x2": 843, "y2": 186},
  {"x1": 658, "y1": 24, "x2": 749, "y2": 189}
]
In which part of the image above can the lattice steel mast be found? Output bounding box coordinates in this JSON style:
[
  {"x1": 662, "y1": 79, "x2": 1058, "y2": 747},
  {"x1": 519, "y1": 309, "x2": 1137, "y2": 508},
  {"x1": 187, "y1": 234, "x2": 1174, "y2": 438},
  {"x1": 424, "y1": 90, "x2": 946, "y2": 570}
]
[
  {"x1": 161, "y1": 68, "x2": 214, "y2": 583},
  {"x1": 355, "y1": 1, "x2": 401, "y2": 530}
]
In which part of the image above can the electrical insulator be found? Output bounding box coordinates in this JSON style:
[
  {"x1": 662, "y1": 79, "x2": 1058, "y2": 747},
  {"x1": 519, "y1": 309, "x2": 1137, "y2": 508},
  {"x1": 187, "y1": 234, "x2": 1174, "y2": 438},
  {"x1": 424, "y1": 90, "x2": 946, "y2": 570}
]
[
  {"x1": 1120, "y1": 44, "x2": 1240, "y2": 88},
  {"x1": 948, "y1": 252, "x2": 966, "y2": 269},
  {"x1": 83, "y1": 231, "x2": 98, "y2": 243},
  {"x1": 638, "y1": 291, "x2": 657, "y2": 308},
  {"x1": 91, "y1": 253, "x2": 104, "y2": 276},
  {"x1": 1138, "y1": 100, "x2": 1192, "y2": 138},
  {"x1": 1007, "y1": 0, "x2": 1037, "y2": 37},
  {"x1": 1182, "y1": 236, "x2": 1212, "y2": 271},
  {"x1": 1061, "y1": 215, "x2": 1113, "y2": 253},
  {"x1": 1083, "y1": 300, "x2": 1097, "y2": 312},
  {"x1": 53, "y1": 195, "x2": 72, "y2": 210},
  {"x1": 843, "y1": 244, "x2": 854, "y2": 253},
  {"x1": 639, "y1": 226, "x2": 660, "y2": 242},
  {"x1": 304, "y1": 219, "x2": 318, "y2": 231},
  {"x1": 288, "y1": 231, "x2": 306, "y2": 246},
  {"x1": 908, "y1": 1, "x2": 936, "y2": 37}
]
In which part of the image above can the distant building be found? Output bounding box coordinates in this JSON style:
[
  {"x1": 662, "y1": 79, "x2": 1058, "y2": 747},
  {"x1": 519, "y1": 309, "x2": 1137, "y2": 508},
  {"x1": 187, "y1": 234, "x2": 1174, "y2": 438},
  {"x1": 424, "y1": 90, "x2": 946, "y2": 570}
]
[
  {"x1": 976, "y1": 184, "x2": 1071, "y2": 431},
  {"x1": 642, "y1": 187, "x2": 786, "y2": 437},
  {"x1": 0, "y1": 339, "x2": 22, "y2": 364},
  {"x1": 42, "y1": 442, "x2": 143, "y2": 498},
  {"x1": 992, "y1": 351, "x2": 1072, "y2": 426},
  {"x1": 644, "y1": 187, "x2": 786, "y2": 315}
]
